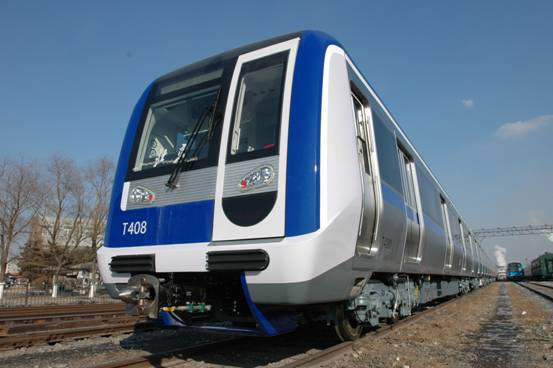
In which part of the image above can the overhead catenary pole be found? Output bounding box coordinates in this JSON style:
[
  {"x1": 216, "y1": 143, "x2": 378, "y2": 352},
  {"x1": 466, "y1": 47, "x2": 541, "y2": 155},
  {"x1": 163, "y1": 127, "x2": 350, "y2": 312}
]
[{"x1": 472, "y1": 224, "x2": 553, "y2": 241}]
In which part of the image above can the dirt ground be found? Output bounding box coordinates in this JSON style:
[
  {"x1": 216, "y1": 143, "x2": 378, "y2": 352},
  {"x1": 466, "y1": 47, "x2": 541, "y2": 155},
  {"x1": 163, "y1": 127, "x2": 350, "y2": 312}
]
[
  {"x1": 507, "y1": 283, "x2": 553, "y2": 367},
  {"x1": 325, "y1": 282, "x2": 553, "y2": 368}
]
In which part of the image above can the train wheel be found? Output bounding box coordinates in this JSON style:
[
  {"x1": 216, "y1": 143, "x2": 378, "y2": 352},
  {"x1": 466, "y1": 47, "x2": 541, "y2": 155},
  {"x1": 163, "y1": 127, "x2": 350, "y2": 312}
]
[{"x1": 334, "y1": 303, "x2": 362, "y2": 341}]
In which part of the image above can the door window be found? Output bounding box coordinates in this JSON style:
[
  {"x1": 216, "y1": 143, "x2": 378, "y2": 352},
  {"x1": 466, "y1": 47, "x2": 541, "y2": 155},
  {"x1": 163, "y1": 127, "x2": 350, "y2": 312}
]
[
  {"x1": 459, "y1": 220, "x2": 467, "y2": 270},
  {"x1": 398, "y1": 146, "x2": 421, "y2": 261},
  {"x1": 351, "y1": 95, "x2": 371, "y2": 174},
  {"x1": 228, "y1": 51, "x2": 288, "y2": 162},
  {"x1": 441, "y1": 196, "x2": 454, "y2": 267},
  {"x1": 398, "y1": 148, "x2": 417, "y2": 209},
  {"x1": 468, "y1": 232, "x2": 475, "y2": 272}
]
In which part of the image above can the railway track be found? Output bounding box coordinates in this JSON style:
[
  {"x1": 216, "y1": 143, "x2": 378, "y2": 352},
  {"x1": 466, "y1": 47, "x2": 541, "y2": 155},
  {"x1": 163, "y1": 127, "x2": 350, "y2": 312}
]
[
  {"x1": 0, "y1": 303, "x2": 125, "y2": 319},
  {"x1": 516, "y1": 281, "x2": 553, "y2": 302},
  {"x1": 0, "y1": 303, "x2": 154, "y2": 350},
  {"x1": 92, "y1": 286, "x2": 488, "y2": 368},
  {"x1": 528, "y1": 281, "x2": 553, "y2": 290},
  {"x1": 0, "y1": 303, "x2": 127, "y2": 330}
]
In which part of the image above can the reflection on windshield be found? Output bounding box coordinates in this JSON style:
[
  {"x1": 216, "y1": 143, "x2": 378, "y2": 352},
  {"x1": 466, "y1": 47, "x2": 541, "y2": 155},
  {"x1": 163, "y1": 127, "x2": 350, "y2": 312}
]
[{"x1": 133, "y1": 86, "x2": 219, "y2": 172}]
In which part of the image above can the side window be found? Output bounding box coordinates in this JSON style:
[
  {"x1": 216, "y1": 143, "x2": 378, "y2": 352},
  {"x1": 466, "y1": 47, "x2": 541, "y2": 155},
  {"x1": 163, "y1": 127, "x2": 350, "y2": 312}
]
[
  {"x1": 418, "y1": 170, "x2": 442, "y2": 224},
  {"x1": 459, "y1": 219, "x2": 467, "y2": 270},
  {"x1": 441, "y1": 196, "x2": 454, "y2": 267},
  {"x1": 351, "y1": 93, "x2": 371, "y2": 174},
  {"x1": 228, "y1": 51, "x2": 288, "y2": 161},
  {"x1": 468, "y1": 232, "x2": 475, "y2": 272},
  {"x1": 398, "y1": 146, "x2": 417, "y2": 209},
  {"x1": 373, "y1": 113, "x2": 403, "y2": 193}
]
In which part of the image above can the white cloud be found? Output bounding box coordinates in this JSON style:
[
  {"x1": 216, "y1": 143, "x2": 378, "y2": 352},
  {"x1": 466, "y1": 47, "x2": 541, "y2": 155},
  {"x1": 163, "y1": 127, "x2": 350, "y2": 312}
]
[
  {"x1": 495, "y1": 114, "x2": 553, "y2": 140},
  {"x1": 462, "y1": 99, "x2": 474, "y2": 108}
]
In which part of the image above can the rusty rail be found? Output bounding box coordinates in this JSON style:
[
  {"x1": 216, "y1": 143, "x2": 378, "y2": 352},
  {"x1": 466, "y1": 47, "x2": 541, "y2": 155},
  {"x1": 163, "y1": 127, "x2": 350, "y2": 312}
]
[{"x1": 0, "y1": 303, "x2": 153, "y2": 350}]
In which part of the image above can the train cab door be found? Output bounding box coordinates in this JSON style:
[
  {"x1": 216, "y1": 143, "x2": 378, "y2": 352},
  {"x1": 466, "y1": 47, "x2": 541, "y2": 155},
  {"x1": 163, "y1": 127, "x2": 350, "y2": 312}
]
[
  {"x1": 351, "y1": 93, "x2": 377, "y2": 255},
  {"x1": 397, "y1": 147, "x2": 423, "y2": 262},
  {"x1": 212, "y1": 40, "x2": 299, "y2": 241}
]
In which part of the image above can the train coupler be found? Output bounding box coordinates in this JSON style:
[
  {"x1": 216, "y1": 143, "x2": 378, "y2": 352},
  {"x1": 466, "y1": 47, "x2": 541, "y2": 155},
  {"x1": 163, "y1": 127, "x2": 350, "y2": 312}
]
[{"x1": 118, "y1": 274, "x2": 161, "y2": 319}]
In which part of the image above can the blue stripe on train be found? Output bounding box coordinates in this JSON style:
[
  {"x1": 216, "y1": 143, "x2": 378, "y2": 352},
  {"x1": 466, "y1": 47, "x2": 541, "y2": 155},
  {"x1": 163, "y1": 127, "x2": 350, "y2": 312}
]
[
  {"x1": 424, "y1": 214, "x2": 446, "y2": 238},
  {"x1": 285, "y1": 31, "x2": 341, "y2": 237},
  {"x1": 240, "y1": 274, "x2": 297, "y2": 336},
  {"x1": 381, "y1": 181, "x2": 447, "y2": 239}
]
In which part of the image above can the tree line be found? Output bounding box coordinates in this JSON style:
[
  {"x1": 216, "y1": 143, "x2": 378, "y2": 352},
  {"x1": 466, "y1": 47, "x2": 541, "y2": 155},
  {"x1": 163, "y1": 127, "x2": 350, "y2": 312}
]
[{"x1": 0, "y1": 155, "x2": 114, "y2": 289}]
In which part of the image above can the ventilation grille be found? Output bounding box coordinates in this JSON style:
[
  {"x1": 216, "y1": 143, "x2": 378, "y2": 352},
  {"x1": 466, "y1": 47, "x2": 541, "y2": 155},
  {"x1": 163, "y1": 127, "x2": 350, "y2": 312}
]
[
  {"x1": 110, "y1": 254, "x2": 155, "y2": 274},
  {"x1": 207, "y1": 249, "x2": 269, "y2": 271}
]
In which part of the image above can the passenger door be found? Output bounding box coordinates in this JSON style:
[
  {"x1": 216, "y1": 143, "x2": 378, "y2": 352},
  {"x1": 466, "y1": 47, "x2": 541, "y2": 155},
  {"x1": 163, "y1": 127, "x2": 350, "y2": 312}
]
[
  {"x1": 398, "y1": 147, "x2": 422, "y2": 262},
  {"x1": 351, "y1": 93, "x2": 377, "y2": 255},
  {"x1": 212, "y1": 39, "x2": 299, "y2": 241}
]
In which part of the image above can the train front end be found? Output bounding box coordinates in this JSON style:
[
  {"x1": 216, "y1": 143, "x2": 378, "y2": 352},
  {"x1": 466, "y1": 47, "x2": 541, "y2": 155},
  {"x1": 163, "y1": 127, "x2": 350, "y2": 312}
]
[{"x1": 97, "y1": 32, "x2": 360, "y2": 336}]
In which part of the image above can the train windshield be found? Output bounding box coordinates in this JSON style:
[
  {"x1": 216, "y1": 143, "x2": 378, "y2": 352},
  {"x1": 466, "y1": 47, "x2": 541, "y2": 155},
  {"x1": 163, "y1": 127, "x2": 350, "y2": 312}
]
[
  {"x1": 132, "y1": 85, "x2": 220, "y2": 173},
  {"x1": 507, "y1": 263, "x2": 522, "y2": 272}
]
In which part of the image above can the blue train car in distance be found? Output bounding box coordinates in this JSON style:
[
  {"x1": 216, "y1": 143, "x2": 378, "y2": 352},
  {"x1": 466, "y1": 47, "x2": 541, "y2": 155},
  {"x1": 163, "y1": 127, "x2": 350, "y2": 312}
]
[{"x1": 506, "y1": 262, "x2": 524, "y2": 281}]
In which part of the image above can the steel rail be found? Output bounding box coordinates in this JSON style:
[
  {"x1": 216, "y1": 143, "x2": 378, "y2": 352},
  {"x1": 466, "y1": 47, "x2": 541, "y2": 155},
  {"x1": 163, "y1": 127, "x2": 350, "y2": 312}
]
[
  {"x1": 0, "y1": 304, "x2": 152, "y2": 350},
  {"x1": 0, "y1": 303, "x2": 124, "y2": 319},
  {"x1": 528, "y1": 281, "x2": 553, "y2": 290},
  {"x1": 0, "y1": 320, "x2": 155, "y2": 351},
  {"x1": 92, "y1": 338, "x2": 246, "y2": 368},
  {"x1": 515, "y1": 281, "x2": 553, "y2": 303},
  {"x1": 0, "y1": 314, "x2": 142, "y2": 336},
  {"x1": 0, "y1": 310, "x2": 129, "y2": 327}
]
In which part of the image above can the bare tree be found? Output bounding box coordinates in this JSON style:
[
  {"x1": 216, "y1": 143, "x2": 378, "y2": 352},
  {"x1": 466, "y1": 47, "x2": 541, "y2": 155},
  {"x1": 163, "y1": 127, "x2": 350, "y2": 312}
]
[
  {"x1": 38, "y1": 155, "x2": 88, "y2": 295},
  {"x1": 83, "y1": 157, "x2": 114, "y2": 295},
  {"x1": 0, "y1": 159, "x2": 42, "y2": 285}
]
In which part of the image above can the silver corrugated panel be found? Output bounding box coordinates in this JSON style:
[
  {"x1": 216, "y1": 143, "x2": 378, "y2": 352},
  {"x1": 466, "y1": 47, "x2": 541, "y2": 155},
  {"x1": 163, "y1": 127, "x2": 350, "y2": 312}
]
[
  {"x1": 223, "y1": 155, "x2": 279, "y2": 198},
  {"x1": 126, "y1": 167, "x2": 217, "y2": 210}
]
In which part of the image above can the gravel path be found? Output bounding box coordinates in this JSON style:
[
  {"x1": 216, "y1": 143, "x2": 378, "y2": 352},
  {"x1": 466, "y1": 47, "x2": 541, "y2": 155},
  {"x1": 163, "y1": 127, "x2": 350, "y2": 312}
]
[{"x1": 323, "y1": 282, "x2": 553, "y2": 368}]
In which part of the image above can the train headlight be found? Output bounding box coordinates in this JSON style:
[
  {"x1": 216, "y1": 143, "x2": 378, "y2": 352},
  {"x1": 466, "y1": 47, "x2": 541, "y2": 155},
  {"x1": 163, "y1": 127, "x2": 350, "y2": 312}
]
[
  {"x1": 239, "y1": 165, "x2": 275, "y2": 191},
  {"x1": 129, "y1": 186, "x2": 156, "y2": 204}
]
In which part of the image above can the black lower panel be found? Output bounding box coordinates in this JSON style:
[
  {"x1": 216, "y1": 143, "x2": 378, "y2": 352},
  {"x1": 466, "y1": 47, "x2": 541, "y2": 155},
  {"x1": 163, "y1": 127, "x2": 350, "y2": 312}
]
[
  {"x1": 109, "y1": 254, "x2": 155, "y2": 274},
  {"x1": 222, "y1": 191, "x2": 277, "y2": 227},
  {"x1": 207, "y1": 249, "x2": 269, "y2": 271}
]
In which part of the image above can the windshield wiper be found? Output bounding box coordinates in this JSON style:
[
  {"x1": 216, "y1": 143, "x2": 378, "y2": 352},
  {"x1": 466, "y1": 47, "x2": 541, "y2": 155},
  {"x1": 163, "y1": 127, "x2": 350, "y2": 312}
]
[{"x1": 165, "y1": 89, "x2": 221, "y2": 190}]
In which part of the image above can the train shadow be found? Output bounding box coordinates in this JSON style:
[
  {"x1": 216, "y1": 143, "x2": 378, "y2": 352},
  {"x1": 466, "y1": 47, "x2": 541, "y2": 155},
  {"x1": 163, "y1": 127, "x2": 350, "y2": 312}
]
[{"x1": 119, "y1": 323, "x2": 342, "y2": 367}]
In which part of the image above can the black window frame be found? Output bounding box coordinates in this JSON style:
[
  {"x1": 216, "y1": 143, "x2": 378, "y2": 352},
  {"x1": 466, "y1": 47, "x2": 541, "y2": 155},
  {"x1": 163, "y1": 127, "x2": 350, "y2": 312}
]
[
  {"x1": 125, "y1": 60, "x2": 235, "y2": 182},
  {"x1": 397, "y1": 142, "x2": 418, "y2": 209},
  {"x1": 225, "y1": 50, "x2": 289, "y2": 164},
  {"x1": 350, "y1": 82, "x2": 372, "y2": 175}
]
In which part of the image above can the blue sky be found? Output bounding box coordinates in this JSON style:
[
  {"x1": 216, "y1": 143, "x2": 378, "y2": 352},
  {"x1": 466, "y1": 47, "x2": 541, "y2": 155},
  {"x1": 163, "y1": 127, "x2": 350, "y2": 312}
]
[{"x1": 1, "y1": 1, "x2": 552, "y2": 263}]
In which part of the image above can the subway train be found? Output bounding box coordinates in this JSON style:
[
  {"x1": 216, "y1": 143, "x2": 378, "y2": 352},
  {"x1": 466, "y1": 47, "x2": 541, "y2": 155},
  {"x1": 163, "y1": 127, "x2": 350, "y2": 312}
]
[
  {"x1": 98, "y1": 31, "x2": 496, "y2": 340},
  {"x1": 506, "y1": 262, "x2": 524, "y2": 281}
]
